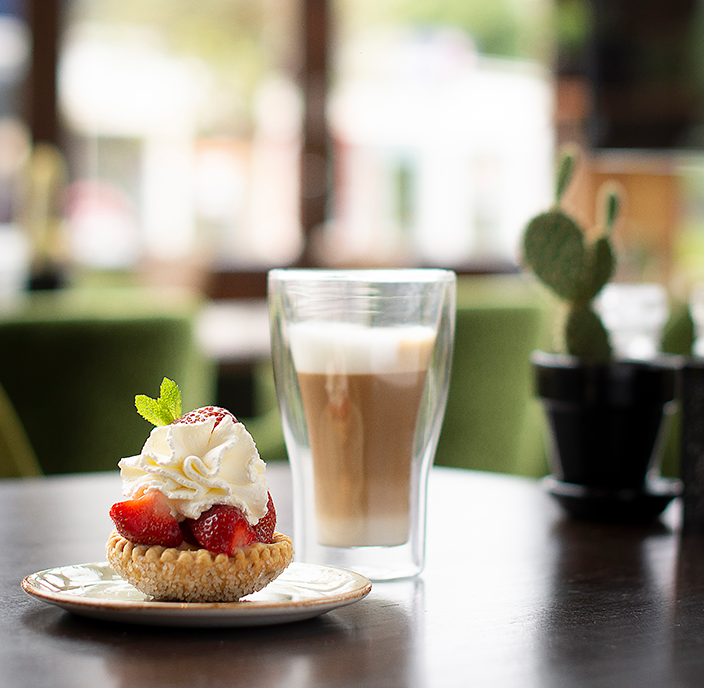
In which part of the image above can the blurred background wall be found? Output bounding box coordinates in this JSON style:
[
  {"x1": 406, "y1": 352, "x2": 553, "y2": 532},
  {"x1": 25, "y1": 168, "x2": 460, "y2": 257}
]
[{"x1": 5, "y1": 0, "x2": 704, "y2": 294}]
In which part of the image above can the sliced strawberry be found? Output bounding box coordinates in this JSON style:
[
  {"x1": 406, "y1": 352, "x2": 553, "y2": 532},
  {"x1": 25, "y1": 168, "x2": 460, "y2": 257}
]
[
  {"x1": 110, "y1": 491, "x2": 183, "y2": 547},
  {"x1": 252, "y1": 492, "x2": 276, "y2": 544},
  {"x1": 190, "y1": 504, "x2": 256, "y2": 555},
  {"x1": 174, "y1": 406, "x2": 237, "y2": 428}
]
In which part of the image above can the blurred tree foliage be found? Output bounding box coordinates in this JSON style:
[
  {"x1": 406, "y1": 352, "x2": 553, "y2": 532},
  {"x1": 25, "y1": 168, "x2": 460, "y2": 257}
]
[
  {"x1": 337, "y1": 0, "x2": 555, "y2": 62},
  {"x1": 67, "y1": 0, "x2": 299, "y2": 132}
]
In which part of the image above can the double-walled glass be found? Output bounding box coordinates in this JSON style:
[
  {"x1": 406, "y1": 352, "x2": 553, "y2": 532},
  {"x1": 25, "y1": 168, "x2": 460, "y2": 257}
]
[{"x1": 268, "y1": 269, "x2": 456, "y2": 580}]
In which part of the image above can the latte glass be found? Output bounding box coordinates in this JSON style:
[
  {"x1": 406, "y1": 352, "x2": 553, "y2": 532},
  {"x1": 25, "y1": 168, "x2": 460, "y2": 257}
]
[{"x1": 268, "y1": 269, "x2": 456, "y2": 580}]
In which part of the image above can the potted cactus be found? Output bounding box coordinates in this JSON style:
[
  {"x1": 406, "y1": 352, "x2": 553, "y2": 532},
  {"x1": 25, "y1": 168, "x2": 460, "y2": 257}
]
[{"x1": 522, "y1": 150, "x2": 680, "y2": 522}]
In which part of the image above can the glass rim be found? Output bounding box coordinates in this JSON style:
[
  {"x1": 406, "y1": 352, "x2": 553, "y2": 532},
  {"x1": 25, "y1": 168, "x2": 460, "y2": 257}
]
[{"x1": 268, "y1": 268, "x2": 456, "y2": 285}]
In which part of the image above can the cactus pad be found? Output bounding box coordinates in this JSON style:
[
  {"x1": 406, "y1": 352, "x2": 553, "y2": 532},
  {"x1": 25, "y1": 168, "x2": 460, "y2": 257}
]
[
  {"x1": 523, "y1": 210, "x2": 586, "y2": 301},
  {"x1": 577, "y1": 236, "x2": 615, "y2": 302},
  {"x1": 565, "y1": 303, "x2": 612, "y2": 360},
  {"x1": 522, "y1": 149, "x2": 620, "y2": 360}
]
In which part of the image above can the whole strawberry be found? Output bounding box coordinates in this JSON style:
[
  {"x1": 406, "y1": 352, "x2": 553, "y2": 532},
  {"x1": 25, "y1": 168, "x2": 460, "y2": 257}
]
[{"x1": 174, "y1": 406, "x2": 237, "y2": 428}]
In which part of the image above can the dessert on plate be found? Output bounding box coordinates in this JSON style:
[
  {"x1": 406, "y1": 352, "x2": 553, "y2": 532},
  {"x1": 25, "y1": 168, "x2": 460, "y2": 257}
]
[{"x1": 106, "y1": 378, "x2": 293, "y2": 602}]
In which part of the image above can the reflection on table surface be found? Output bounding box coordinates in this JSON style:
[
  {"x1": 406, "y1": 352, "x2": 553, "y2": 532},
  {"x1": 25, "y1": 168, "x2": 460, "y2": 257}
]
[{"x1": 5, "y1": 464, "x2": 704, "y2": 688}]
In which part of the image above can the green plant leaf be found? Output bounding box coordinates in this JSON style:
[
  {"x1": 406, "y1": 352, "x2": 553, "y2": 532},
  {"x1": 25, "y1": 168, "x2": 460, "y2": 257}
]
[
  {"x1": 523, "y1": 210, "x2": 586, "y2": 301},
  {"x1": 159, "y1": 377, "x2": 182, "y2": 421},
  {"x1": 605, "y1": 191, "x2": 619, "y2": 230},
  {"x1": 576, "y1": 236, "x2": 615, "y2": 302},
  {"x1": 565, "y1": 304, "x2": 611, "y2": 360},
  {"x1": 135, "y1": 378, "x2": 183, "y2": 426},
  {"x1": 555, "y1": 149, "x2": 576, "y2": 202}
]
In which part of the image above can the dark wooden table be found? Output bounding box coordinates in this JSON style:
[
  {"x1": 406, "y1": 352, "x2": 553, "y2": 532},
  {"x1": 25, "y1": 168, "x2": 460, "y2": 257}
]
[{"x1": 3, "y1": 464, "x2": 704, "y2": 688}]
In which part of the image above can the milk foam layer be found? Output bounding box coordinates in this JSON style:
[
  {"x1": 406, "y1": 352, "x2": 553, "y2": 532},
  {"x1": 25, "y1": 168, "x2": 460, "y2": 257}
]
[
  {"x1": 289, "y1": 322, "x2": 436, "y2": 374},
  {"x1": 118, "y1": 416, "x2": 269, "y2": 524}
]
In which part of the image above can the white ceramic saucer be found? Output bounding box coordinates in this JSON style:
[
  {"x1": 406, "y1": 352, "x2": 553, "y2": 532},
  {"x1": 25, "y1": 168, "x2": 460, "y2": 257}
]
[{"x1": 22, "y1": 561, "x2": 372, "y2": 628}]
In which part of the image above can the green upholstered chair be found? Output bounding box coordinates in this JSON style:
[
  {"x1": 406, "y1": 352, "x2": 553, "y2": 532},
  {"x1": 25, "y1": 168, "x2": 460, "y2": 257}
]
[
  {"x1": 0, "y1": 380, "x2": 43, "y2": 478},
  {"x1": 0, "y1": 287, "x2": 216, "y2": 475},
  {"x1": 434, "y1": 274, "x2": 550, "y2": 477},
  {"x1": 239, "y1": 358, "x2": 288, "y2": 463}
]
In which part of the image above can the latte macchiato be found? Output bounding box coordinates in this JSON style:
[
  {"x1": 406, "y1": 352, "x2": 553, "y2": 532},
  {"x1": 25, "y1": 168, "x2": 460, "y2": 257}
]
[{"x1": 289, "y1": 322, "x2": 436, "y2": 547}]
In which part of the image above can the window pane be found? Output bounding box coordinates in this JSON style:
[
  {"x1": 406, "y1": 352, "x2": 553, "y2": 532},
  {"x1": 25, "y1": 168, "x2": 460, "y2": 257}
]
[
  {"x1": 0, "y1": 0, "x2": 31, "y2": 297},
  {"x1": 59, "y1": 0, "x2": 303, "y2": 279},
  {"x1": 324, "y1": 0, "x2": 556, "y2": 269}
]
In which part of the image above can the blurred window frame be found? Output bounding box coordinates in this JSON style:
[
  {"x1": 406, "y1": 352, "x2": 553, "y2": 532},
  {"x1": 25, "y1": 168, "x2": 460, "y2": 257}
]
[{"x1": 24, "y1": 0, "x2": 329, "y2": 287}]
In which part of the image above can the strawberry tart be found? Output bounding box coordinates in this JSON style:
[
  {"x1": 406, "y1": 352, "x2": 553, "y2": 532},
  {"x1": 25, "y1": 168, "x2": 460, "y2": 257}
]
[{"x1": 106, "y1": 378, "x2": 293, "y2": 602}]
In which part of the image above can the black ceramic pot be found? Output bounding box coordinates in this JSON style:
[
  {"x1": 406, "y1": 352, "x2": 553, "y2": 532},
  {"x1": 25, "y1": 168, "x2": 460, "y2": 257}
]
[{"x1": 532, "y1": 351, "x2": 682, "y2": 521}]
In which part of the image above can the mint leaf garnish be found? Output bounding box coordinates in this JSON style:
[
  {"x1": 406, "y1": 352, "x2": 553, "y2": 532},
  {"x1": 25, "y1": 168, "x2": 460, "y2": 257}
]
[
  {"x1": 134, "y1": 395, "x2": 170, "y2": 426},
  {"x1": 158, "y1": 377, "x2": 182, "y2": 420},
  {"x1": 135, "y1": 377, "x2": 183, "y2": 426}
]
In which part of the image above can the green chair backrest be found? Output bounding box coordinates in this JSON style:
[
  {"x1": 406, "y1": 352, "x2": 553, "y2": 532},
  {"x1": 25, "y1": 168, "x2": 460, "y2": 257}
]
[
  {"x1": 0, "y1": 380, "x2": 42, "y2": 478},
  {"x1": 434, "y1": 274, "x2": 550, "y2": 477},
  {"x1": 0, "y1": 288, "x2": 216, "y2": 474}
]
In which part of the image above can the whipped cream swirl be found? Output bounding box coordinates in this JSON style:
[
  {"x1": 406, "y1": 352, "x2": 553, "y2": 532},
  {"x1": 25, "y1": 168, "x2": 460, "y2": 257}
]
[{"x1": 118, "y1": 416, "x2": 269, "y2": 524}]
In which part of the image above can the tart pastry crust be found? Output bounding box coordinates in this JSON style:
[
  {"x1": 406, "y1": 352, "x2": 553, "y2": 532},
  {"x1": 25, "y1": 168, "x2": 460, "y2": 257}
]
[{"x1": 106, "y1": 529, "x2": 294, "y2": 602}]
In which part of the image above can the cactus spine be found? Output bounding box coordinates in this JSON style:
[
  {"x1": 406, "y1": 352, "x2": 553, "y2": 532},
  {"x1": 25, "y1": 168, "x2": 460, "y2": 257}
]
[{"x1": 523, "y1": 150, "x2": 619, "y2": 360}]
